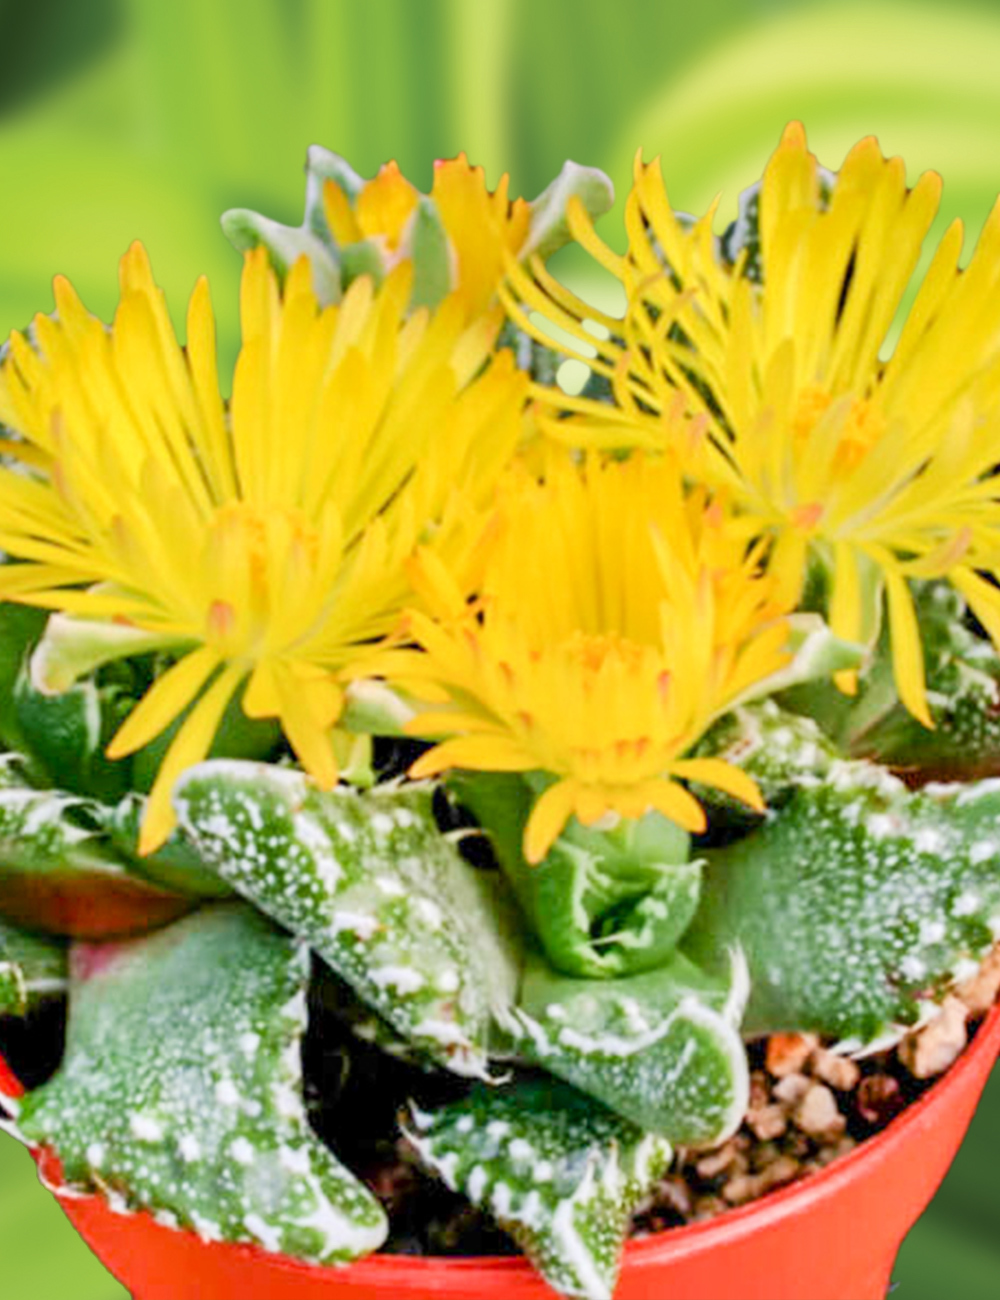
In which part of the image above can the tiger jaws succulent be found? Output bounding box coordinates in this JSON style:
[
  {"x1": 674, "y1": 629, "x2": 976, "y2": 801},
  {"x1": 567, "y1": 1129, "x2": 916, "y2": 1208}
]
[{"x1": 2, "y1": 130, "x2": 1000, "y2": 1300}]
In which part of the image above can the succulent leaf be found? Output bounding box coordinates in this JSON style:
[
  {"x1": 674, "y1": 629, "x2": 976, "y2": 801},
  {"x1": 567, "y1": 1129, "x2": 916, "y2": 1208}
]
[
  {"x1": 407, "y1": 1078, "x2": 671, "y2": 1300},
  {"x1": 311, "y1": 963, "x2": 433, "y2": 1066},
  {"x1": 106, "y1": 793, "x2": 234, "y2": 899},
  {"x1": 305, "y1": 145, "x2": 366, "y2": 219},
  {"x1": 405, "y1": 197, "x2": 453, "y2": 308},
  {"x1": 511, "y1": 950, "x2": 748, "y2": 1143},
  {"x1": 520, "y1": 160, "x2": 616, "y2": 262},
  {"x1": 731, "y1": 615, "x2": 865, "y2": 709},
  {"x1": 339, "y1": 681, "x2": 414, "y2": 737},
  {"x1": 776, "y1": 583, "x2": 1000, "y2": 784},
  {"x1": 28, "y1": 612, "x2": 166, "y2": 697},
  {"x1": 174, "y1": 761, "x2": 525, "y2": 1077},
  {"x1": 337, "y1": 238, "x2": 387, "y2": 290},
  {"x1": 0, "y1": 603, "x2": 48, "y2": 756},
  {"x1": 14, "y1": 670, "x2": 133, "y2": 803},
  {"x1": 16, "y1": 904, "x2": 387, "y2": 1263},
  {"x1": 453, "y1": 772, "x2": 698, "y2": 978},
  {"x1": 0, "y1": 758, "x2": 192, "y2": 938},
  {"x1": 850, "y1": 584, "x2": 1000, "y2": 778},
  {"x1": 220, "y1": 208, "x2": 341, "y2": 304},
  {"x1": 689, "y1": 761, "x2": 1000, "y2": 1044},
  {"x1": 693, "y1": 700, "x2": 837, "y2": 813},
  {"x1": 0, "y1": 914, "x2": 66, "y2": 1017},
  {"x1": 0, "y1": 607, "x2": 139, "y2": 799}
]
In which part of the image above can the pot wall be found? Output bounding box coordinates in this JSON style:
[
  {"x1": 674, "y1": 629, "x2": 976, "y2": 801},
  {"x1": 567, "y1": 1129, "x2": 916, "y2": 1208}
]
[{"x1": 3, "y1": 1004, "x2": 1000, "y2": 1300}]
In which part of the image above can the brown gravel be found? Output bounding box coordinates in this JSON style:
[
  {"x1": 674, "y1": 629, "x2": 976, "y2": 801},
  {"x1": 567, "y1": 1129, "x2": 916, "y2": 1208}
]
[
  {"x1": 765, "y1": 1032, "x2": 818, "y2": 1077},
  {"x1": 746, "y1": 1100, "x2": 786, "y2": 1141},
  {"x1": 792, "y1": 1083, "x2": 847, "y2": 1139},
  {"x1": 634, "y1": 941, "x2": 1000, "y2": 1237},
  {"x1": 899, "y1": 995, "x2": 969, "y2": 1079},
  {"x1": 955, "y1": 945, "x2": 1000, "y2": 1015},
  {"x1": 772, "y1": 1071, "x2": 811, "y2": 1106},
  {"x1": 856, "y1": 1073, "x2": 906, "y2": 1125},
  {"x1": 811, "y1": 1049, "x2": 861, "y2": 1092}
]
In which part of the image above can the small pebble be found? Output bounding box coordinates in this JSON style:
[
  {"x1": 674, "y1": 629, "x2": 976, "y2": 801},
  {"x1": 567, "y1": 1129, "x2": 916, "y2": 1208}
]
[
  {"x1": 856, "y1": 1074, "x2": 904, "y2": 1126},
  {"x1": 810, "y1": 1049, "x2": 861, "y2": 1092},
  {"x1": 650, "y1": 1177, "x2": 693, "y2": 1219},
  {"x1": 748, "y1": 1140, "x2": 782, "y2": 1173},
  {"x1": 746, "y1": 1103, "x2": 787, "y2": 1141},
  {"x1": 772, "y1": 1072, "x2": 812, "y2": 1107},
  {"x1": 955, "y1": 944, "x2": 1000, "y2": 1016},
  {"x1": 722, "y1": 1156, "x2": 799, "y2": 1206},
  {"x1": 692, "y1": 1195, "x2": 728, "y2": 1221},
  {"x1": 899, "y1": 995, "x2": 968, "y2": 1080},
  {"x1": 793, "y1": 1083, "x2": 847, "y2": 1139},
  {"x1": 766, "y1": 1032, "x2": 819, "y2": 1078},
  {"x1": 748, "y1": 1072, "x2": 770, "y2": 1110},
  {"x1": 814, "y1": 1136, "x2": 857, "y2": 1168},
  {"x1": 695, "y1": 1140, "x2": 742, "y2": 1180}
]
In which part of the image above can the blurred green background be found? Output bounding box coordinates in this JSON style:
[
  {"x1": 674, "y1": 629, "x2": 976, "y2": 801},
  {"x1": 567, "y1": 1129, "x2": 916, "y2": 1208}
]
[{"x1": 1, "y1": 0, "x2": 999, "y2": 1295}]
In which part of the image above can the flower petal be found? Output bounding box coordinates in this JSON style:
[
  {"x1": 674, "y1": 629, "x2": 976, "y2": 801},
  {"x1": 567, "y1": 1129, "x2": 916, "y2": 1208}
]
[
  {"x1": 107, "y1": 647, "x2": 223, "y2": 759},
  {"x1": 141, "y1": 662, "x2": 245, "y2": 854}
]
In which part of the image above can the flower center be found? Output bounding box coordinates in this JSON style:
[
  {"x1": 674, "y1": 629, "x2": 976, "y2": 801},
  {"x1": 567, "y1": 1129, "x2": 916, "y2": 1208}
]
[
  {"x1": 205, "y1": 504, "x2": 320, "y2": 650},
  {"x1": 566, "y1": 631, "x2": 648, "y2": 678},
  {"x1": 793, "y1": 385, "x2": 887, "y2": 474}
]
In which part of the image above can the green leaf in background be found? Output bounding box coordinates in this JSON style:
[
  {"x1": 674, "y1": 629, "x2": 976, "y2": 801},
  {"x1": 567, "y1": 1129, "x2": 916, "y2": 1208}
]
[{"x1": 0, "y1": 913, "x2": 66, "y2": 1017}]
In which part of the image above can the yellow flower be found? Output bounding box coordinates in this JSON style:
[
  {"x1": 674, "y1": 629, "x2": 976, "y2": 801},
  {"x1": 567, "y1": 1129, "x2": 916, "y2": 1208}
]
[
  {"x1": 378, "y1": 453, "x2": 791, "y2": 863},
  {"x1": 503, "y1": 123, "x2": 1000, "y2": 726},
  {"x1": 324, "y1": 154, "x2": 531, "y2": 319},
  {"x1": 0, "y1": 244, "x2": 527, "y2": 851}
]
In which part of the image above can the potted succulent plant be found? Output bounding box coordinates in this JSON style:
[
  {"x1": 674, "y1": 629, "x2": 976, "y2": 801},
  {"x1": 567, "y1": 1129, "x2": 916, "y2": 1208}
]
[{"x1": 2, "y1": 125, "x2": 1000, "y2": 1300}]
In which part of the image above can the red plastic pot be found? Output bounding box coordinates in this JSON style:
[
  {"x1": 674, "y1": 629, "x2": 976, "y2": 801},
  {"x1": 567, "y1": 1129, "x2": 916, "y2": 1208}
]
[{"x1": 3, "y1": 1005, "x2": 1000, "y2": 1300}]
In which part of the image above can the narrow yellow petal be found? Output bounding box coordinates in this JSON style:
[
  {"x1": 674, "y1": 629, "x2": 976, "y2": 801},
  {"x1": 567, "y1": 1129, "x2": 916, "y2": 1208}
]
[
  {"x1": 107, "y1": 647, "x2": 222, "y2": 759},
  {"x1": 139, "y1": 662, "x2": 245, "y2": 854},
  {"x1": 524, "y1": 780, "x2": 578, "y2": 864},
  {"x1": 644, "y1": 781, "x2": 708, "y2": 834},
  {"x1": 884, "y1": 567, "x2": 933, "y2": 728},
  {"x1": 670, "y1": 758, "x2": 765, "y2": 814},
  {"x1": 277, "y1": 682, "x2": 340, "y2": 789},
  {"x1": 409, "y1": 735, "x2": 537, "y2": 779},
  {"x1": 243, "y1": 660, "x2": 281, "y2": 718}
]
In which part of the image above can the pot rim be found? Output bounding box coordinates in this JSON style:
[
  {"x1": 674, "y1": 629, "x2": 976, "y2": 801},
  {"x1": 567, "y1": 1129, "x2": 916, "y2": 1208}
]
[{"x1": 2, "y1": 1002, "x2": 999, "y2": 1282}]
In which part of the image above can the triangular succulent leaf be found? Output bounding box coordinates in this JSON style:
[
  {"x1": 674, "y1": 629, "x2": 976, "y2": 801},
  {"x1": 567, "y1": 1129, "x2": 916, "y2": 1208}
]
[
  {"x1": 0, "y1": 758, "x2": 192, "y2": 939},
  {"x1": 511, "y1": 949, "x2": 748, "y2": 1143},
  {"x1": 689, "y1": 761, "x2": 1000, "y2": 1044},
  {"x1": 175, "y1": 761, "x2": 525, "y2": 1077},
  {"x1": 16, "y1": 904, "x2": 387, "y2": 1263},
  {"x1": 220, "y1": 209, "x2": 341, "y2": 305},
  {"x1": 407, "y1": 1078, "x2": 671, "y2": 1300}
]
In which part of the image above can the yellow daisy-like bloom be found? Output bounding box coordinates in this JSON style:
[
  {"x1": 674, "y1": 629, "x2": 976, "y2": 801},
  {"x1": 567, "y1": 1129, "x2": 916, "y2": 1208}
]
[
  {"x1": 0, "y1": 244, "x2": 527, "y2": 851},
  {"x1": 379, "y1": 453, "x2": 791, "y2": 863},
  {"x1": 503, "y1": 123, "x2": 1000, "y2": 726},
  {"x1": 324, "y1": 154, "x2": 531, "y2": 320}
]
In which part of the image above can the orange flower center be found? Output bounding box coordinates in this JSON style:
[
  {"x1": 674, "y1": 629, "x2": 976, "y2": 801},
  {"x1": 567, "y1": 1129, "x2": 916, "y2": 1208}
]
[{"x1": 793, "y1": 384, "x2": 887, "y2": 474}]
